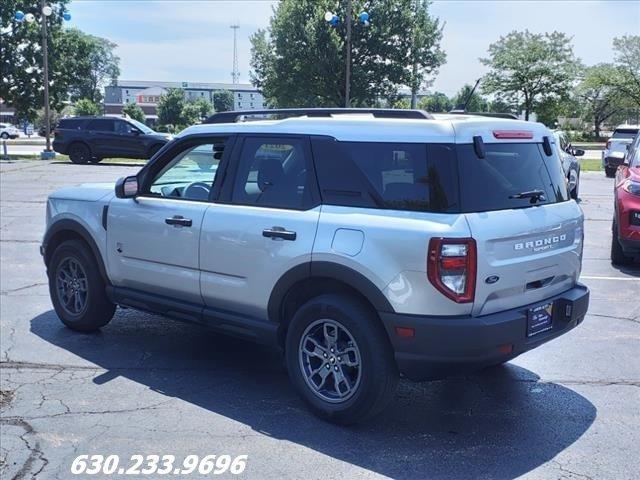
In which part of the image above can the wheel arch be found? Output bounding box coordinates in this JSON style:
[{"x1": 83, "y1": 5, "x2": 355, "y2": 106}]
[
  {"x1": 268, "y1": 262, "x2": 394, "y2": 347},
  {"x1": 43, "y1": 219, "x2": 109, "y2": 284}
]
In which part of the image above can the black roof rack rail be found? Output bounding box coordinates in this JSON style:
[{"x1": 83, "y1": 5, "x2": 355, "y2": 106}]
[
  {"x1": 203, "y1": 108, "x2": 434, "y2": 124},
  {"x1": 448, "y1": 109, "x2": 519, "y2": 120}
]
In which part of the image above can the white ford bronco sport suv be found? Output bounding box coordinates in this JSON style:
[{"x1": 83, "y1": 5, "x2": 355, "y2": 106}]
[{"x1": 42, "y1": 108, "x2": 589, "y2": 424}]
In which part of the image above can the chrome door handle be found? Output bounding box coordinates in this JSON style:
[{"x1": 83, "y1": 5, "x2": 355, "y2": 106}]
[
  {"x1": 165, "y1": 215, "x2": 192, "y2": 227},
  {"x1": 262, "y1": 226, "x2": 296, "y2": 241}
]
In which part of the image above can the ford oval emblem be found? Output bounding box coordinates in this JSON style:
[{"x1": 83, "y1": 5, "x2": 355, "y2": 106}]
[{"x1": 485, "y1": 275, "x2": 500, "y2": 284}]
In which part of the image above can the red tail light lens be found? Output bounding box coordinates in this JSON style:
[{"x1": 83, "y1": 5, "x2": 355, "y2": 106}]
[
  {"x1": 428, "y1": 238, "x2": 477, "y2": 303},
  {"x1": 493, "y1": 130, "x2": 534, "y2": 140}
]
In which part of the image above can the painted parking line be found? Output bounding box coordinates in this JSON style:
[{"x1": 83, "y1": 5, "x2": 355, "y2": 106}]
[{"x1": 580, "y1": 275, "x2": 640, "y2": 281}]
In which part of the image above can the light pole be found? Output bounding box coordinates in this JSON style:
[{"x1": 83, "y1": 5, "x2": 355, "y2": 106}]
[
  {"x1": 14, "y1": 3, "x2": 71, "y2": 159},
  {"x1": 325, "y1": 5, "x2": 369, "y2": 108}
]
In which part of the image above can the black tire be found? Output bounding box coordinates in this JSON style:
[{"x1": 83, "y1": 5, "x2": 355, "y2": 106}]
[
  {"x1": 0, "y1": 132, "x2": 9, "y2": 139},
  {"x1": 611, "y1": 220, "x2": 633, "y2": 266},
  {"x1": 68, "y1": 142, "x2": 91, "y2": 164},
  {"x1": 570, "y1": 172, "x2": 580, "y2": 200},
  {"x1": 88, "y1": 157, "x2": 103, "y2": 164},
  {"x1": 147, "y1": 144, "x2": 162, "y2": 160},
  {"x1": 48, "y1": 239, "x2": 116, "y2": 332},
  {"x1": 285, "y1": 294, "x2": 398, "y2": 425},
  {"x1": 605, "y1": 166, "x2": 616, "y2": 178}
]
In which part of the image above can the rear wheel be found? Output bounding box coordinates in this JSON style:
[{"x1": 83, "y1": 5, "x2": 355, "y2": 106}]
[
  {"x1": 611, "y1": 220, "x2": 633, "y2": 266},
  {"x1": 68, "y1": 143, "x2": 91, "y2": 164},
  {"x1": 48, "y1": 239, "x2": 116, "y2": 331},
  {"x1": 285, "y1": 294, "x2": 398, "y2": 425},
  {"x1": 0, "y1": 132, "x2": 9, "y2": 139},
  {"x1": 605, "y1": 166, "x2": 616, "y2": 178}
]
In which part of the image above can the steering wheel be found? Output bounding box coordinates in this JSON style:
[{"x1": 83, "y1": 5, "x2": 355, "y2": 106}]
[{"x1": 183, "y1": 181, "x2": 211, "y2": 200}]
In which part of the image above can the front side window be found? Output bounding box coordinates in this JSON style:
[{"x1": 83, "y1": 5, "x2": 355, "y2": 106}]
[
  {"x1": 148, "y1": 141, "x2": 227, "y2": 201},
  {"x1": 232, "y1": 137, "x2": 312, "y2": 209},
  {"x1": 115, "y1": 121, "x2": 136, "y2": 135}
]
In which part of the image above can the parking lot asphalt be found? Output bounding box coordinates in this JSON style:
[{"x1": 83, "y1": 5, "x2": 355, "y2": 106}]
[{"x1": 1, "y1": 160, "x2": 638, "y2": 480}]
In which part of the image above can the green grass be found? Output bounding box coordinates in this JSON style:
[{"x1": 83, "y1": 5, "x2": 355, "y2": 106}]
[
  {"x1": 580, "y1": 159, "x2": 603, "y2": 172},
  {"x1": 2, "y1": 154, "x2": 146, "y2": 165}
]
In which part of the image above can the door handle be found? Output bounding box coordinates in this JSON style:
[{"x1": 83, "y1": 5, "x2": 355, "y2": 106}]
[
  {"x1": 262, "y1": 226, "x2": 296, "y2": 241},
  {"x1": 165, "y1": 215, "x2": 192, "y2": 227}
]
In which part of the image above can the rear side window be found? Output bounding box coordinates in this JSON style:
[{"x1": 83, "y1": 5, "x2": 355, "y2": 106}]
[
  {"x1": 87, "y1": 119, "x2": 114, "y2": 132},
  {"x1": 58, "y1": 119, "x2": 84, "y2": 130},
  {"x1": 457, "y1": 143, "x2": 569, "y2": 212},
  {"x1": 612, "y1": 129, "x2": 638, "y2": 140}
]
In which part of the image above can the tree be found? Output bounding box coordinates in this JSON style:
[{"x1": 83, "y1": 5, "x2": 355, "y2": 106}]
[
  {"x1": 74, "y1": 98, "x2": 101, "y2": 116},
  {"x1": 0, "y1": 1, "x2": 71, "y2": 121},
  {"x1": 452, "y1": 84, "x2": 488, "y2": 112},
  {"x1": 250, "y1": 0, "x2": 445, "y2": 107},
  {"x1": 578, "y1": 64, "x2": 626, "y2": 137},
  {"x1": 122, "y1": 102, "x2": 146, "y2": 123},
  {"x1": 191, "y1": 97, "x2": 213, "y2": 119},
  {"x1": 181, "y1": 98, "x2": 213, "y2": 125},
  {"x1": 417, "y1": 91, "x2": 451, "y2": 112},
  {"x1": 157, "y1": 88, "x2": 185, "y2": 128},
  {"x1": 480, "y1": 30, "x2": 581, "y2": 120},
  {"x1": 609, "y1": 35, "x2": 640, "y2": 107},
  {"x1": 55, "y1": 28, "x2": 119, "y2": 102},
  {"x1": 213, "y1": 90, "x2": 234, "y2": 112}
]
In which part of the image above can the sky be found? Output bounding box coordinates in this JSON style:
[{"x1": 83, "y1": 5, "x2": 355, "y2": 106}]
[{"x1": 69, "y1": 0, "x2": 640, "y2": 97}]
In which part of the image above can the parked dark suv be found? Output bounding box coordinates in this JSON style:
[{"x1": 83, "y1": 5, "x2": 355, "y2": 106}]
[{"x1": 52, "y1": 116, "x2": 170, "y2": 164}]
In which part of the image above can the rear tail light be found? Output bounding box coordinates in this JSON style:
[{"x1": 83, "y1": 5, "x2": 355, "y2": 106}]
[
  {"x1": 428, "y1": 238, "x2": 476, "y2": 303},
  {"x1": 493, "y1": 130, "x2": 534, "y2": 140}
]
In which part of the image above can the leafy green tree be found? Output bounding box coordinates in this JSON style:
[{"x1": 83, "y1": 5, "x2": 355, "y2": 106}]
[
  {"x1": 250, "y1": 0, "x2": 445, "y2": 107},
  {"x1": 534, "y1": 95, "x2": 582, "y2": 128},
  {"x1": 418, "y1": 91, "x2": 452, "y2": 112},
  {"x1": 0, "y1": 0, "x2": 70, "y2": 121},
  {"x1": 157, "y1": 88, "x2": 186, "y2": 129},
  {"x1": 480, "y1": 30, "x2": 581, "y2": 120},
  {"x1": 74, "y1": 98, "x2": 101, "y2": 116},
  {"x1": 181, "y1": 98, "x2": 213, "y2": 125},
  {"x1": 609, "y1": 35, "x2": 640, "y2": 107},
  {"x1": 213, "y1": 90, "x2": 234, "y2": 112},
  {"x1": 122, "y1": 102, "x2": 146, "y2": 123},
  {"x1": 487, "y1": 98, "x2": 516, "y2": 115},
  {"x1": 452, "y1": 84, "x2": 488, "y2": 112},
  {"x1": 55, "y1": 28, "x2": 119, "y2": 102},
  {"x1": 190, "y1": 97, "x2": 213, "y2": 119},
  {"x1": 578, "y1": 64, "x2": 627, "y2": 137}
]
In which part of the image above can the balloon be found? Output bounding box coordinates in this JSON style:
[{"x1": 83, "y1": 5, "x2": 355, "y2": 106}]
[
  {"x1": 62, "y1": 11, "x2": 71, "y2": 21},
  {"x1": 15, "y1": 11, "x2": 25, "y2": 21},
  {"x1": 324, "y1": 11, "x2": 334, "y2": 22},
  {"x1": 359, "y1": 11, "x2": 369, "y2": 23},
  {"x1": 25, "y1": 13, "x2": 36, "y2": 23},
  {"x1": 42, "y1": 5, "x2": 53, "y2": 16}
]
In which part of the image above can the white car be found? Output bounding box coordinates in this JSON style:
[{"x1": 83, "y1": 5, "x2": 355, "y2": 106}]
[
  {"x1": 603, "y1": 125, "x2": 639, "y2": 177},
  {"x1": 0, "y1": 123, "x2": 20, "y2": 139}
]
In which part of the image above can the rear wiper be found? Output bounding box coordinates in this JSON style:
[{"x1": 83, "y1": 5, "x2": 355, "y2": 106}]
[{"x1": 509, "y1": 189, "x2": 546, "y2": 203}]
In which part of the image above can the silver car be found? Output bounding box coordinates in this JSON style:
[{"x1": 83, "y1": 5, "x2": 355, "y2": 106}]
[{"x1": 554, "y1": 130, "x2": 583, "y2": 200}]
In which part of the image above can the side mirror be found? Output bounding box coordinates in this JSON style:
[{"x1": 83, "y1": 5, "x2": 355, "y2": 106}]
[
  {"x1": 115, "y1": 176, "x2": 139, "y2": 198},
  {"x1": 573, "y1": 148, "x2": 585, "y2": 157}
]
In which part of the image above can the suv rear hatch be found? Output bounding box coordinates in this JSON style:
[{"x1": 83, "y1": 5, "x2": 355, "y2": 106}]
[
  {"x1": 457, "y1": 139, "x2": 583, "y2": 316},
  {"x1": 608, "y1": 128, "x2": 639, "y2": 153}
]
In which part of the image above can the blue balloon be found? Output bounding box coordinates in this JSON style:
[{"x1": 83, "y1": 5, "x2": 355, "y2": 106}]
[
  {"x1": 330, "y1": 14, "x2": 339, "y2": 26},
  {"x1": 358, "y1": 11, "x2": 369, "y2": 23},
  {"x1": 15, "y1": 10, "x2": 25, "y2": 21},
  {"x1": 62, "y1": 11, "x2": 71, "y2": 21}
]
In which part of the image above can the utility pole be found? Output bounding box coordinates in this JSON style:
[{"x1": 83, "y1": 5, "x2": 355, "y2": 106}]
[
  {"x1": 41, "y1": 0, "x2": 52, "y2": 154},
  {"x1": 230, "y1": 24, "x2": 240, "y2": 84},
  {"x1": 344, "y1": 0, "x2": 352, "y2": 108},
  {"x1": 410, "y1": 0, "x2": 419, "y2": 109}
]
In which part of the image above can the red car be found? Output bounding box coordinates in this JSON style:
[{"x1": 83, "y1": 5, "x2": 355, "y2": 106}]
[{"x1": 611, "y1": 145, "x2": 640, "y2": 265}]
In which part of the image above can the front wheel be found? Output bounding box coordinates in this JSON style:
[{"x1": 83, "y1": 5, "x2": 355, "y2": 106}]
[
  {"x1": 285, "y1": 294, "x2": 398, "y2": 425},
  {"x1": 570, "y1": 172, "x2": 580, "y2": 200},
  {"x1": 0, "y1": 132, "x2": 9, "y2": 139},
  {"x1": 611, "y1": 220, "x2": 633, "y2": 266},
  {"x1": 48, "y1": 239, "x2": 116, "y2": 331}
]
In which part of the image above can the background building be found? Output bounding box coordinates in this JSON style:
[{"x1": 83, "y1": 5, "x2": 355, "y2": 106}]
[{"x1": 104, "y1": 80, "x2": 266, "y2": 125}]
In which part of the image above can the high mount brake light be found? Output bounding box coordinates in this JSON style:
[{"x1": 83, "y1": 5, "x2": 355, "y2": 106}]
[
  {"x1": 427, "y1": 238, "x2": 477, "y2": 303},
  {"x1": 493, "y1": 130, "x2": 534, "y2": 140}
]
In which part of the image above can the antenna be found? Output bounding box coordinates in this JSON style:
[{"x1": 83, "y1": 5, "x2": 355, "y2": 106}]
[{"x1": 230, "y1": 24, "x2": 240, "y2": 84}]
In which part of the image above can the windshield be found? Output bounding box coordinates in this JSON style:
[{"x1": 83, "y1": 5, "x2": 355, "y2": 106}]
[
  {"x1": 612, "y1": 129, "x2": 638, "y2": 140},
  {"x1": 457, "y1": 143, "x2": 569, "y2": 212},
  {"x1": 128, "y1": 118, "x2": 154, "y2": 134}
]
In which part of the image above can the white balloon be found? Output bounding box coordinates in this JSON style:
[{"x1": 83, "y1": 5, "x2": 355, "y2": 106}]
[
  {"x1": 42, "y1": 5, "x2": 53, "y2": 16},
  {"x1": 25, "y1": 13, "x2": 35, "y2": 23},
  {"x1": 324, "y1": 11, "x2": 334, "y2": 22}
]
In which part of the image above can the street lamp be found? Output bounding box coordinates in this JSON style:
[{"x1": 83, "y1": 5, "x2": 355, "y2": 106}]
[
  {"x1": 14, "y1": 2, "x2": 71, "y2": 159},
  {"x1": 325, "y1": 2, "x2": 370, "y2": 107}
]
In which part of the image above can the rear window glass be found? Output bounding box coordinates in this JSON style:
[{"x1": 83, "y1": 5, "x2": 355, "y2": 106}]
[
  {"x1": 341, "y1": 142, "x2": 459, "y2": 212},
  {"x1": 58, "y1": 119, "x2": 84, "y2": 130},
  {"x1": 457, "y1": 143, "x2": 569, "y2": 212},
  {"x1": 87, "y1": 119, "x2": 114, "y2": 132},
  {"x1": 612, "y1": 129, "x2": 638, "y2": 139}
]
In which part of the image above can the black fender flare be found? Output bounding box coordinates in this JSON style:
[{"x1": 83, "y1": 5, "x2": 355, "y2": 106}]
[
  {"x1": 43, "y1": 219, "x2": 109, "y2": 284},
  {"x1": 267, "y1": 261, "x2": 394, "y2": 323}
]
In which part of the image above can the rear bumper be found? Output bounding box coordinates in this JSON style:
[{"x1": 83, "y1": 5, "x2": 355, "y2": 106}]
[
  {"x1": 52, "y1": 140, "x2": 67, "y2": 154},
  {"x1": 380, "y1": 284, "x2": 590, "y2": 381}
]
